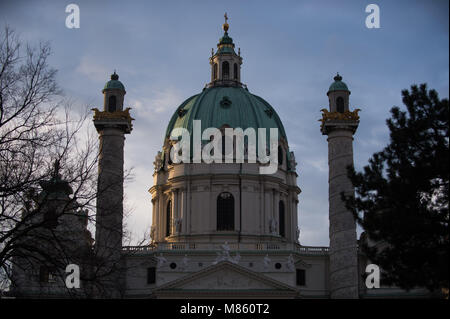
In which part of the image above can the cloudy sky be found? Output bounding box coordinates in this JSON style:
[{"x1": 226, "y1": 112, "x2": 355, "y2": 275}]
[{"x1": 1, "y1": 0, "x2": 448, "y2": 246}]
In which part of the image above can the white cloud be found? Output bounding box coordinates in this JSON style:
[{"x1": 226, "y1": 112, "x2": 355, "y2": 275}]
[
  {"x1": 304, "y1": 157, "x2": 328, "y2": 174},
  {"x1": 129, "y1": 87, "x2": 183, "y2": 118},
  {"x1": 75, "y1": 56, "x2": 110, "y2": 83}
]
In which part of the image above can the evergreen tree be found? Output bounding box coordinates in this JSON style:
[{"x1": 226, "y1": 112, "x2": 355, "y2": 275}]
[{"x1": 343, "y1": 84, "x2": 449, "y2": 293}]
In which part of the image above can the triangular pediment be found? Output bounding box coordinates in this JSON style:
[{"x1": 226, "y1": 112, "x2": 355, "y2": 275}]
[
  {"x1": 295, "y1": 259, "x2": 312, "y2": 268},
  {"x1": 154, "y1": 261, "x2": 299, "y2": 293}
]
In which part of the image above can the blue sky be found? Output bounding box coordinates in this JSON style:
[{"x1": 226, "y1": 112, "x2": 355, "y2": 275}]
[{"x1": 1, "y1": 0, "x2": 448, "y2": 246}]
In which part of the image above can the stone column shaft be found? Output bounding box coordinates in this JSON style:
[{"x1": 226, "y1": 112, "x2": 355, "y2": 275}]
[
  {"x1": 172, "y1": 190, "x2": 178, "y2": 235},
  {"x1": 273, "y1": 190, "x2": 279, "y2": 233},
  {"x1": 96, "y1": 127, "x2": 124, "y2": 260},
  {"x1": 181, "y1": 190, "x2": 187, "y2": 234},
  {"x1": 326, "y1": 127, "x2": 359, "y2": 298},
  {"x1": 154, "y1": 192, "x2": 160, "y2": 241}
]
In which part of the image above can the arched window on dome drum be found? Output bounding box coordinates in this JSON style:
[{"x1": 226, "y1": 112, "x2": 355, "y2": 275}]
[
  {"x1": 217, "y1": 192, "x2": 234, "y2": 231},
  {"x1": 166, "y1": 200, "x2": 172, "y2": 237},
  {"x1": 213, "y1": 63, "x2": 218, "y2": 80},
  {"x1": 222, "y1": 61, "x2": 230, "y2": 79},
  {"x1": 336, "y1": 97, "x2": 344, "y2": 113},
  {"x1": 278, "y1": 146, "x2": 283, "y2": 166},
  {"x1": 279, "y1": 200, "x2": 285, "y2": 237},
  {"x1": 108, "y1": 95, "x2": 117, "y2": 112},
  {"x1": 233, "y1": 63, "x2": 238, "y2": 80}
]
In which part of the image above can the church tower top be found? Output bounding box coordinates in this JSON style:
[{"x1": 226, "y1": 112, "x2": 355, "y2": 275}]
[
  {"x1": 103, "y1": 70, "x2": 125, "y2": 92},
  {"x1": 208, "y1": 14, "x2": 243, "y2": 87},
  {"x1": 327, "y1": 72, "x2": 350, "y2": 95}
]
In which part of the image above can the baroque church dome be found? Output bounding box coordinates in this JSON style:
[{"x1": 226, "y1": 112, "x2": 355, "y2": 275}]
[
  {"x1": 164, "y1": 86, "x2": 288, "y2": 143},
  {"x1": 162, "y1": 15, "x2": 293, "y2": 168}
]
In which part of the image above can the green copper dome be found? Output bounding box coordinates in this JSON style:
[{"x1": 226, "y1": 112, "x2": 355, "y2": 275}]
[
  {"x1": 103, "y1": 72, "x2": 125, "y2": 91},
  {"x1": 165, "y1": 86, "x2": 288, "y2": 145},
  {"x1": 327, "y1": 73, "x2": 349, "y2": 94},
  {"x1": 219, "y1": 32, "x2": 234, "y2": 45},
  {"x1": 215, "y1": 32, "x2": 236, "y2": 55},
  {"x1": 216, "y1": 45, "x2": 235, "y2": 55},
  {"x1": 161, "y1": 15, "x2": 296, "y2": 171}
]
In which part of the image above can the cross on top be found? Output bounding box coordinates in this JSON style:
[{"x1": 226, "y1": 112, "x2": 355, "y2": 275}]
[{"x1": 224, "y1": 13, "x2": 228, "y2": 24}]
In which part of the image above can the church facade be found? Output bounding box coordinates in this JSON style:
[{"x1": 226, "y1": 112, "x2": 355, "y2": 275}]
[
  {"x1": 9, "y1": 18, "x2": 431, "y2": 299},
  {"x1": 123, "y1": 19, "x2": 328, "y2": 298}
]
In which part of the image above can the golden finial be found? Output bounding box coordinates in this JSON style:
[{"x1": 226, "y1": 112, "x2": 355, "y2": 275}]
[{"x1": 223, "y1": 12, "x2": 229, "y2": 32}]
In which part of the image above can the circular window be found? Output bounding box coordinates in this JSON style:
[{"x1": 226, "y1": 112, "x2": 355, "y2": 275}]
[
  {"x1": 275, "y1": 262, "x2": 282, "y2": 270},
  {"x1": 169, "y1": 262, "x2": 177, "y2": 269}
]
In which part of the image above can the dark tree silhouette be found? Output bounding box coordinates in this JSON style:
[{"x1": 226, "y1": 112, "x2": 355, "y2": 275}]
[
  {"x1": 0, "y1": 27, "x2": 143, "y2": 298},
  {"x1": 343, "y1": 84, "x2": 449, "y2": 294}
]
